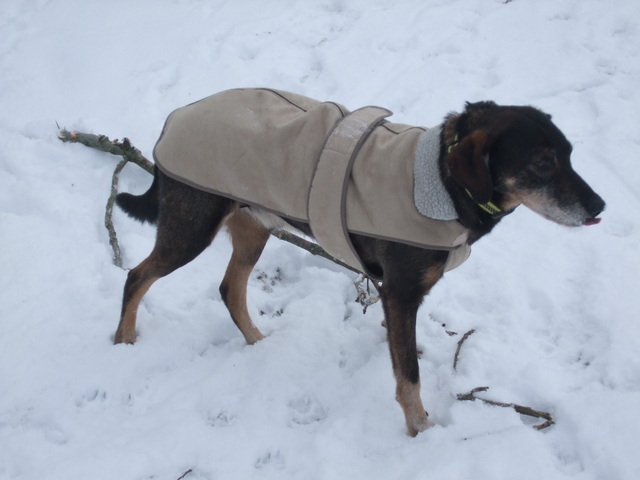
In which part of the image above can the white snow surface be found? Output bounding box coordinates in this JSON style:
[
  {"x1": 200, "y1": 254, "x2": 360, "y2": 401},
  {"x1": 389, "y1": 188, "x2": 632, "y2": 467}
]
[{"x1": 1, "y1": 1, "x2": 639, "y2": 479}]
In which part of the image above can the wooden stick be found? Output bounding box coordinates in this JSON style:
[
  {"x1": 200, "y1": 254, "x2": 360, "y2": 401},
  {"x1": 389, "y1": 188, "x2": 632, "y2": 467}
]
[
  {"x1": 58, "y1": 129, "x2": 154, "y2": 173},
  {"x1": 271, "y1": 229, "x2": 362, "y2": 275},
  {"x1": 175, "y1": 469, "x2": 193, "y2": 480},
  {"x1": 453, "y1": 328, "x2": 476, "y2": 371},
  {"x1": 457, "y1": 386, "x2": 555, "y2": 430},
  {"x1": 105, "y1": 158, "x2": 128, "y2": 267}
]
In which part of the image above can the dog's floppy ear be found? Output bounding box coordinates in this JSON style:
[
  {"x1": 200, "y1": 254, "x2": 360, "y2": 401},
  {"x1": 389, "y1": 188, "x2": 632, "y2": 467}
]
[{"x1": 447, "y1": 130, "x2": 494, "y2": 204}]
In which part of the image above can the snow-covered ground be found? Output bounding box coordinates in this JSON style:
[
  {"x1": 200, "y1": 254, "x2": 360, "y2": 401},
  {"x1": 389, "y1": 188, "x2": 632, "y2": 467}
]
[{"x1": 1, "y1": 0, "x2": 639, "y2": 478}]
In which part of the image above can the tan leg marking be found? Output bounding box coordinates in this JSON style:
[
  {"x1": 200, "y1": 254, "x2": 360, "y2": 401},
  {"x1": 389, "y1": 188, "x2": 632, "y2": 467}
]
[
  {"x1": 220, "y1": 210, "x2": 270, "y2": 345},
  {"x1": 396, "y1": 377, "x2": 435, "y2": 437},
  {"x1": 114, "y1": 257, "x2": 160, "y2": 344}
]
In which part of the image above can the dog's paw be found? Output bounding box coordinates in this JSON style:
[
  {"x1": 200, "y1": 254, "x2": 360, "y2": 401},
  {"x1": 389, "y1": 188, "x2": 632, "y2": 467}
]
[
  {"x1": 113, "y1": 330, "x2": 137, "y2": 345},
  {"x1": 407, "y1": 411, "x2": 435, "y2": 437}
]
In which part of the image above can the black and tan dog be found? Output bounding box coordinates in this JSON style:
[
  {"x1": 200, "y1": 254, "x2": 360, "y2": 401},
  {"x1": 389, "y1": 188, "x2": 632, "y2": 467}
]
[{"x1": 114, "y1": 90, "x2": 604, "y2": 436}]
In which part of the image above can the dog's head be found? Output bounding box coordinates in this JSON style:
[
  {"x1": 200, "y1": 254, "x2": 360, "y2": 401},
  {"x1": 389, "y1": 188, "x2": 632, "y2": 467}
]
[{"x1": 445, "y1": 101, "x2": 605, "y2": 227}]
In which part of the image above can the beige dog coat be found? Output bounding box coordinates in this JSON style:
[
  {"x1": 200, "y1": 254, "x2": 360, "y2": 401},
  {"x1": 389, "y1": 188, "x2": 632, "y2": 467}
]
[{"x1": 153, "y1": 88, "x2": 470, "y2": 277}]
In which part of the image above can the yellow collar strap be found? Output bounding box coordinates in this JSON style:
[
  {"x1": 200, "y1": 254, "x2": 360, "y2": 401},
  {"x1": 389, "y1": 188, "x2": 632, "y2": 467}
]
[
  {"x1": 447, "y1": 134, "x2": 507, "y2": 219},
  {"x1": 447, "y1": 134, "x2": 460, "y2": 155},
  {"x1": 464, "y1": 189, "x2": 505, "y2": 217}
]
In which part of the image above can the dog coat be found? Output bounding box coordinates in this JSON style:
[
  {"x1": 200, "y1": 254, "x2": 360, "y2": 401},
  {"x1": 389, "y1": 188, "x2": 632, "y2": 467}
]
[{"x1": 153, "y1": 88, "x2": 470, "y2": 278}]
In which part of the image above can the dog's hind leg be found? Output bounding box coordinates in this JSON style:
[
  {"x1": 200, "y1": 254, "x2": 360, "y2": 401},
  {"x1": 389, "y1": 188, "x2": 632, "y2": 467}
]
[
  {"x1": 115, "y1": 255, "x2": 163, "y2": 344},
  {"x1": 114, "y1": 183, "x2": 236, "y2": 344},
  {"x1": 219, "y1": 209, "x2": 270, "y2": 345}
]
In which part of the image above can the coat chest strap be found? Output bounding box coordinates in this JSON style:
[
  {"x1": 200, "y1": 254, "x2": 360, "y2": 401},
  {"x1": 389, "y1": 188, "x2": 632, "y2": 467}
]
[{"x1": 308, "y1": 106, "x2": 392, "y2": 276}]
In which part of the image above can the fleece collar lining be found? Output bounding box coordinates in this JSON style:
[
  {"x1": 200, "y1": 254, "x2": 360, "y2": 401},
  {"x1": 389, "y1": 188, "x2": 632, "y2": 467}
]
[{"x1": 413, "y1": 126, "x2": 458, "y2": 221}]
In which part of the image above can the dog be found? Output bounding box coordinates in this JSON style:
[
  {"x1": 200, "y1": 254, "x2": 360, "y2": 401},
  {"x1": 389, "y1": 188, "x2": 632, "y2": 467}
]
[{"x1": 114, "y1": 89, "x2": 605, "y2": 436}]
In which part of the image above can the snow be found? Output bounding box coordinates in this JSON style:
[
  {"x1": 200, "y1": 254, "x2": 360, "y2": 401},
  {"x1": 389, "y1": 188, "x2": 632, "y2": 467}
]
[{"x1": 1, "y1": 0, "x2": 639, "y2": 478}]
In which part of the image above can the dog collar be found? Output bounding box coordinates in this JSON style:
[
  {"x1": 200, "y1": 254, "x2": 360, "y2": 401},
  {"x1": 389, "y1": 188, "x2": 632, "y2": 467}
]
[
  {"x1": 464, "y1": 189, "x2": 509, "y2": 218},
  {"x1": 447, "y1": 134, "x2": 508, "y2": 219},
  {"x1": 447, "y1": 135, "x2": 460, "y2": 155}
]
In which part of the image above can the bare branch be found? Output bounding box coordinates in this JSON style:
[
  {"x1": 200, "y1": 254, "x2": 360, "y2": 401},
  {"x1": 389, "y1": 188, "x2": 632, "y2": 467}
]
[
  {"x1": 176, "y1": 469, "x2": 193, "y2": 480},
  {"x1": 453, "y1": 328, "x2": 476, "y2": 372},
  {"x1": 105, "y1": 158, "x2": 128, "y2": 268},
  {"x1": 456, "y1": 385, "x2": 489, "y2": 401},
  {"x1": 453, "y1": 332, "x2": 555, "y2": 430},
  {"x1": 58, "y1": 129, "x2": 154, "y2": 174},
  {"x1": 271, "y1": 229, "x2": 362, "y2": 275},
  {"x1": 456, "y1": 386, "x2": 555, "y2": 430}
]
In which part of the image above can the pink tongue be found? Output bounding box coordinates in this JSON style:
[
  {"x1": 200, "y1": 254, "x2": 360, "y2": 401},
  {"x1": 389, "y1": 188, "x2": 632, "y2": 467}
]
[{"x1": 584, "y1": 218, "x2": 602, "y2": 226}]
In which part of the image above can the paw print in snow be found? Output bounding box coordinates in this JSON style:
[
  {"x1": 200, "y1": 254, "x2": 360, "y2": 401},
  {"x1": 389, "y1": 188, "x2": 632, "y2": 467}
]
[{"x1": 288, "y1": 394, "x2": 328, "y2": 426}]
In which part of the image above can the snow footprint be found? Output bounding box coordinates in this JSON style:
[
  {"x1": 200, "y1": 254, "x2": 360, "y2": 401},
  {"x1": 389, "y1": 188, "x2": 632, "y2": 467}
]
[
  {"x1": 206, "y1": 409, "x2": 236, "y2": 428},
  {"x1": 288, "y1": 394, "x2": 327, "y2": 427},
  {"x1": 254, "y1": 450, "x2": 285, "y2": 470},
  {"x1": 255, "y1": 267, "x2": 284, "y2": 293},
  {"x1": 74, "y1": 389, "x2": 107, "y2": 408}
]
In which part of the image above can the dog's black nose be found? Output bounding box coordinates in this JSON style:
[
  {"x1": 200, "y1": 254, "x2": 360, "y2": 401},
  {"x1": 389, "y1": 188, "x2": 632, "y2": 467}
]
[{"x1": 586, "y1": 194, "x2": 606, "y2": 218}]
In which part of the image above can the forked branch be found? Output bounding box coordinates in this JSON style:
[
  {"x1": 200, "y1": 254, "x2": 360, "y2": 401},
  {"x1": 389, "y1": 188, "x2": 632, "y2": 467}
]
[
  {"x1": 452, "y1": 329, "x2": 554, "y2": 430},
  {"x1": 58, "y1": 129, "x2": 154, "y2": 173},
  {"x1": 457, "y1": 386, "x2": 555, "y2": 430}
]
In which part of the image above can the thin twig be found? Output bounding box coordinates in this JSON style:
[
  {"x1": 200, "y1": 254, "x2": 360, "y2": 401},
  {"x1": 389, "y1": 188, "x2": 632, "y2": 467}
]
[
  {"x1": 452, "y1": 331, "x2": 554, "y2": 430},
  {"x1": 272, "y1": 231, "x2": 381, "y2": 306},
  {"x1": 105, "y1": 158, "x2": 128, "y2": 268},
  {"x1": 456, "y1": 385, "x2": 490, "y2": 401},
  {"x1": 456, "y1": 386, "x2": 555, "y2": 430},
  {"x1": 453, "y1": 328, "x2": 476, "y2": 371},
  {"x1": 271, "y1": 229, "x2": 362, "y2": 275},
  {"x1": 176, "y1": 469, "x2": 193, "y2": 480}
]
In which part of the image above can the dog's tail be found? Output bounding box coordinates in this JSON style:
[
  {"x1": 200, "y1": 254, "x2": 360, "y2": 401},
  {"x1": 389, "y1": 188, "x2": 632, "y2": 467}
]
[{"x1": 115, "y1": 166, "x2": 160, "y2": 224}]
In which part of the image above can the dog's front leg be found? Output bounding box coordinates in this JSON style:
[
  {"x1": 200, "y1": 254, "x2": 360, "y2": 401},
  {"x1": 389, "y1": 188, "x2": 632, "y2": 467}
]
[
  {"x1": 378, "y1": 253, "x2": 446, "y2": 436},
  {"x1": 381, "y1": 286, "x2": 433, "y2": 436}
]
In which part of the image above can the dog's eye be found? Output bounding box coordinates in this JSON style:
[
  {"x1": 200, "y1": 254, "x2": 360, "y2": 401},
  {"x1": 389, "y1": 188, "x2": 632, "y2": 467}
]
[{"x1": 531, "y1": 153, "x2": 556, "y2": 173}]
